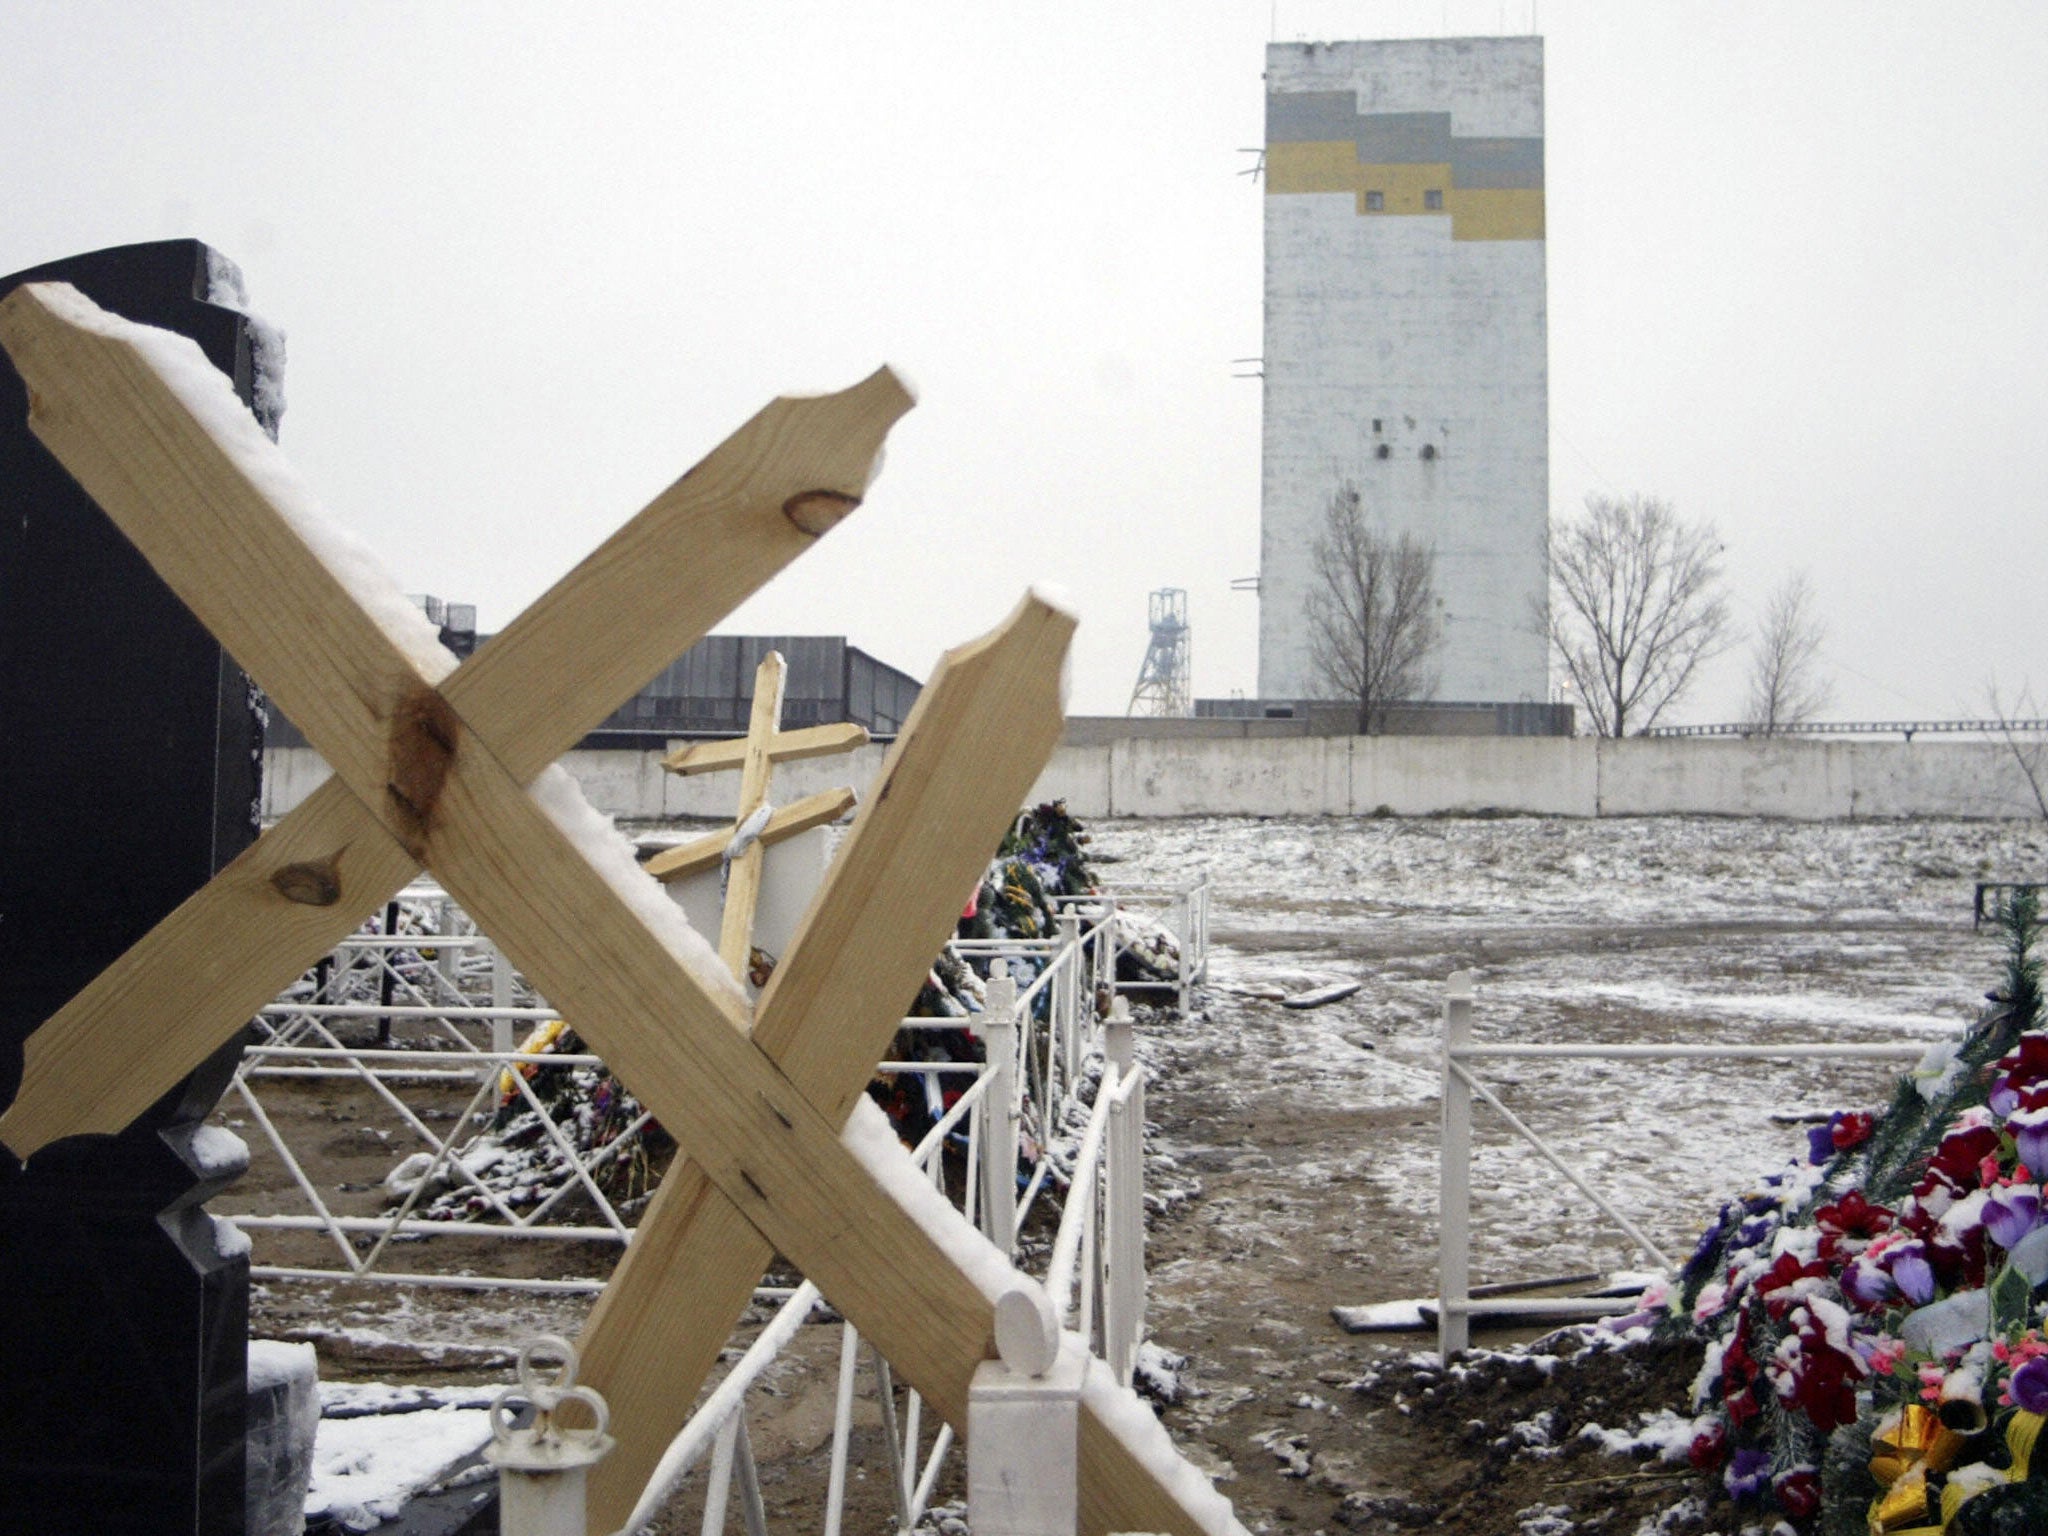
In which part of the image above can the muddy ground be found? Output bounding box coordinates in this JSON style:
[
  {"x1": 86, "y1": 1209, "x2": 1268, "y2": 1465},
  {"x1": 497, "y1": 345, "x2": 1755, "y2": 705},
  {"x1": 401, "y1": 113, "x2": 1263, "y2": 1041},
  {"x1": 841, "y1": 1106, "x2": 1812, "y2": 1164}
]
[{"x1": 222, "y1": 813, "x2": 2048, "y2": 1535}]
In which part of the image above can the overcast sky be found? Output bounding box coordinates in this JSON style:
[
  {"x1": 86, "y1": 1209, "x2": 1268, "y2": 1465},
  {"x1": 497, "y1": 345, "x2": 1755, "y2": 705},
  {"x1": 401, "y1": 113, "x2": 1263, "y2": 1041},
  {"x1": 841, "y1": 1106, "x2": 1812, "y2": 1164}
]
[{"x1": 4, "y1": 2, "x2": 2043, "y2": 724}]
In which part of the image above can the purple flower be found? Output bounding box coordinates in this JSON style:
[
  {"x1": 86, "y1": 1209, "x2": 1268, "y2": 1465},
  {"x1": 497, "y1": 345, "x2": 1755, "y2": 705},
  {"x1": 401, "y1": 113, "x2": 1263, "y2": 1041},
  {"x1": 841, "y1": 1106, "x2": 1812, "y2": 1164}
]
[
  {"x1": 1885, "y1": 1240, "x2": 1937, "y2": 1305},
  {"x1": 1724, "y1": 1446, "x2": 1772, "y2": 1500},
  {"x1": 1736, "y1": 1217, "x2": 1773, "y2": 1249},
  {"x1": 1809, "y1": 1123, "x2": 1837, "y2": 1164},
  {"x1": 1842, "y1": 1255, "x2": 1897, "y2": 1308},
  {"x1": 2012, "y1": 1357, "x2": 2048, "y2": 1415},
  {"x1": 1986, "y1": 1185, "x2": 2047, "y2": 1251},
  {"x1": 2011, "y1": 1105, "x2": 2048, "y2": 1179}
]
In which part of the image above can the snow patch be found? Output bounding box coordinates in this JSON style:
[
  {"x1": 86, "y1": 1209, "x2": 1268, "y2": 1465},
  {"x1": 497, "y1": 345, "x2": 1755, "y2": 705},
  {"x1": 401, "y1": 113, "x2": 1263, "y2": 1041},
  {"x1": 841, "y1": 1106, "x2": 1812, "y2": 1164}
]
[
  {"x1": 529, "y1": 764, "x2": 742, "y2": 1010},
  {"x1": 307, "y1": 1403, "x2": 491, "y2": 1531},
  {"x1": 841, "y1": 1095, "x2": 1021, "y2": 1308},
  {"x1": 1079, "y1": 1351, "x2": 1250, "y2": 1536}
]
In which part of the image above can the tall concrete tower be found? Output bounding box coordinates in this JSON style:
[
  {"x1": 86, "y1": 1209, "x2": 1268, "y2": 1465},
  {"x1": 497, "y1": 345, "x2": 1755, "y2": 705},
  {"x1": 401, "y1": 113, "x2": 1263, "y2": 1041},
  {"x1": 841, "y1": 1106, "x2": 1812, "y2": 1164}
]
[{"x1": 1258, "y1": 37, "x2": 1548, "y2": 707}]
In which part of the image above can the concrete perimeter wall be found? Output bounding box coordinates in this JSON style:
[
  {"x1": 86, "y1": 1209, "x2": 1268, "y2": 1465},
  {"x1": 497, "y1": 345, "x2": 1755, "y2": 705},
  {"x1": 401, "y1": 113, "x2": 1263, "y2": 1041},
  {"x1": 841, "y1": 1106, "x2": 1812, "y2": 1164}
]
[{"x1": 262, "y1": 736, "x2": 2045, "y2": 823}]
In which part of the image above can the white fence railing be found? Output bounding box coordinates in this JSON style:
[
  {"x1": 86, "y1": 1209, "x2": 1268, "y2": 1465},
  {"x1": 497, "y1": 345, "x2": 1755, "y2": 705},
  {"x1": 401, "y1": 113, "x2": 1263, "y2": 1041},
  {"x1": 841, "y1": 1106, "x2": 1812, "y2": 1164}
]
[
  {"x1": 223, "y1": 877, "x2": 1205, "y2": 1297},
  {"x1": 1436, "y1": 968, "x2": 1934, "y2": 1359}
]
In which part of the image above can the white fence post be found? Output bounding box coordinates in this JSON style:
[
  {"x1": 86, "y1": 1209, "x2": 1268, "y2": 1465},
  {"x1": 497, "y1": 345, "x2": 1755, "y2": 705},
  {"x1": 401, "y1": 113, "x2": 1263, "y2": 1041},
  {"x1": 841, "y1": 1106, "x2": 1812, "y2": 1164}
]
[
  {"x1": 1439, "y1": 970, "x2": 1475, "y2": 1360},
  {"x1": 1174, "y1": 892, "x2": 1191, "y2": 1015},
  {"x1": 969, "y1": 1288, "x2": 1083, "y2": 1536},
  {"x1": 435, "y1": 896, "x2": 461, "y2": 990},
  {"x1": 982, "y1": 964, "x2": 1020, "y2": 1259},
  {"x1": 1103, "y1": 1002, "x2": 1144, "y2": 1386},
  {"x1": 1058, "y1": 909, "x2": 1084, "y2": 1092}
]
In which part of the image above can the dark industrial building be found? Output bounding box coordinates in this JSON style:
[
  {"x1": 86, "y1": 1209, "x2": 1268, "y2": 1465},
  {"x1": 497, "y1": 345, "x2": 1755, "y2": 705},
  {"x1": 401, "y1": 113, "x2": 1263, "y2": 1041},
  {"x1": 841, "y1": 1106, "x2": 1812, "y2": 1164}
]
[
  {"x1": 262, "y1": 607, "x2": 922, "y2": 748},
  {"x1": 593, "y1": 634, "x2": 921, "y2": 739}
]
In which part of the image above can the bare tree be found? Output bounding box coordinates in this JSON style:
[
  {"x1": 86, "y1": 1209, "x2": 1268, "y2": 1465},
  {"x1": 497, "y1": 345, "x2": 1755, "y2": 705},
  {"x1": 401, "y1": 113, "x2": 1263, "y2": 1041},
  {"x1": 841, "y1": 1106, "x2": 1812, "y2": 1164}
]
[
  {"x1": 1745, "y1": 570, "x2": 1833, "y2": 734},
  {"x1": 1305, "y1": 483, "x2": 1441, "y2": 734},
  {"x1": 1987, "y1": 680, "x2": 2048, "y2": 819},
  {"x1": 1547, "y1": 492, "x2": 1731, "y2": 737}
]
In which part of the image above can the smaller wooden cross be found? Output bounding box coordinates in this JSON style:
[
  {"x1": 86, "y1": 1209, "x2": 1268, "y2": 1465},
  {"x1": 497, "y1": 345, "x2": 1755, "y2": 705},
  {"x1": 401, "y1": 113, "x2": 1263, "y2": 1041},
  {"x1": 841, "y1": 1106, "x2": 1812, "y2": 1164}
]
[{"x1": 643, "y1": 653, "x2": 866, "y2": 979}]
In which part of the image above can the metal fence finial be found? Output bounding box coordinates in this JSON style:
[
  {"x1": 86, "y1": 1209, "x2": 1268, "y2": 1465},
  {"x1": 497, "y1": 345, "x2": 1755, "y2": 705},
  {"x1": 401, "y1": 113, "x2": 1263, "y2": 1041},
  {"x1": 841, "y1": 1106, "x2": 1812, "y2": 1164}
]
[{"x1": 489, "y1": 1335, "x2": 616, "y2": 1536}]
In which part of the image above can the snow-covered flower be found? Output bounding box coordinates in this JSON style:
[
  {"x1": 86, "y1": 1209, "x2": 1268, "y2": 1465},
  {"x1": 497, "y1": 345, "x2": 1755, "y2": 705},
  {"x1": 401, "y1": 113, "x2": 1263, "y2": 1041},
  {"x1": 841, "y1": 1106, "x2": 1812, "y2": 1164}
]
[
  {"x1": 1881, "y1": 1239, "x2": 1937, "y2": 1306},
  {"x1": 1814, "y1": 1189, "x2": 1893, "y2": 1264},
  {"x1": 1693, "y1": 1280, "x2": 1730, "y2": 1323},
  {"x1": 1766, "y1": 1302, "x2": 1866, "y2": 1432},
  {"x1": 1983, "y1": 1183, "x2": 2046, "y2": 1251},
  {"x1": 2008, "y1": 1103, "x2": 2048, "y2": 1180},
  {"x1": 1917, "y1": 1120, "x2": 2004, "y2": 1199},
  {"x1": 1755, "y1": 1252, "x2": 1831, "y2": 1320},
  {"x1": 1841, "y1": 1254, "x2": 1897, "y2": 1309},
  {"x1": 1723, "y1": 1446, "x2": 1772, "y2": 1500},
  {"x1": 1771, "y1": 1464, "x2": 1821, "y2": 1519},
  {"x1": 1991, "y1": 1033, "x2": 2048, "y2": 1115}
]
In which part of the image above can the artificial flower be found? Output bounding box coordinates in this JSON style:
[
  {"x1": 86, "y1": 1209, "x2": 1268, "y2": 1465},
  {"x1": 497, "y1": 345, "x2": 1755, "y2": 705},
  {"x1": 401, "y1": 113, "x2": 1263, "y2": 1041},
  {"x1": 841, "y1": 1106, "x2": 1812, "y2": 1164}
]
[
  {"x1": 1984, "y1": 1182, "x2": 2046, "y2": 1251},
  {"x1": 2010, "y1": 1355, "x2": 2048, "y2": 1415},
  {"x1": 1724, "y1": 1446, "x2": 1772, "y2": 1500}
]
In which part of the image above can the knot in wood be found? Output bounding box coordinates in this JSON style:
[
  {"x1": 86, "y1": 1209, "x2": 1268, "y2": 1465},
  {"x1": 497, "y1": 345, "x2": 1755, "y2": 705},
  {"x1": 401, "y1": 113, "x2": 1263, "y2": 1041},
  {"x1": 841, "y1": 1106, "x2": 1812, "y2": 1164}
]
[
  {"x1": 271, "y1": 855, "x2": 343, "y2": 907},
  {"x1": 782, "y1": 490, "x2": 859, "y2": 537},
  {"x1": 386, "y1": 686, "x2": 461, "y2": 836}
]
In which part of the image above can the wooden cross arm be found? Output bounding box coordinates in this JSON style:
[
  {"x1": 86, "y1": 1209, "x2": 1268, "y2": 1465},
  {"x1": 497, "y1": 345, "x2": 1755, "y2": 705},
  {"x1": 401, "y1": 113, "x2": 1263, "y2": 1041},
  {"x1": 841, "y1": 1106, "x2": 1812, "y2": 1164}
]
[
  {"x1": 661, "y1": 720, "x2": 871, "y2": 776},
  {"x1": 581, "y1": 590, "x2": 1072, "y2": 1527},
  {"x1": 642, "y1": 786, "x2": 859, "y2": 884},
  {"x1": 0, "y1": 283, "x2": 907, "y2": 1155}
]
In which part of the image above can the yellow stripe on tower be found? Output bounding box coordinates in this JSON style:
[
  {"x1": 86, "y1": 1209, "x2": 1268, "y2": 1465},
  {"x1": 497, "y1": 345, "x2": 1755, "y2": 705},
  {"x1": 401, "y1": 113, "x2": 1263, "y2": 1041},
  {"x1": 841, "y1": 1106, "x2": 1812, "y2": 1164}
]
[{"x1": 1265, "y1": 141, "x2": 1543, "y2": 241}]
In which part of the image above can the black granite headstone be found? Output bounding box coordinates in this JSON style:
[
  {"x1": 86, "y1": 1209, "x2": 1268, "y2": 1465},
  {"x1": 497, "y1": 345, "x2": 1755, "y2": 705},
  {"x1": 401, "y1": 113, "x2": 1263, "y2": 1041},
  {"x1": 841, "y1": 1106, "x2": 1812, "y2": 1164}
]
[{"x1": 0, "y1": 241, "x2": 270, "y2": 1533}]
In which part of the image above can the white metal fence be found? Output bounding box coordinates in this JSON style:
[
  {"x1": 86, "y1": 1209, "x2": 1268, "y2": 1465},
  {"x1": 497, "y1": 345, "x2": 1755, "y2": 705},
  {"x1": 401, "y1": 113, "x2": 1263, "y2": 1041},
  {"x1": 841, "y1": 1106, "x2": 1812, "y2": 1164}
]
[
  {"x1": 226, "y1": 872, "x2": 1207, "y2": 1534},
  {"x1": 1436, "y1": 968, "x2": 1934, "y2": 1358}
]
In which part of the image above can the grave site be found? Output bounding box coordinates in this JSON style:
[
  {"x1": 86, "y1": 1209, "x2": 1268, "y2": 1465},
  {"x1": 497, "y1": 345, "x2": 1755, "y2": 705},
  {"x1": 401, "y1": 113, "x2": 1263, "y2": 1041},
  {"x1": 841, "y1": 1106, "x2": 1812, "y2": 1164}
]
[{"x1": 8, "y1": 243, "x2": 2048, "y2": 1536}]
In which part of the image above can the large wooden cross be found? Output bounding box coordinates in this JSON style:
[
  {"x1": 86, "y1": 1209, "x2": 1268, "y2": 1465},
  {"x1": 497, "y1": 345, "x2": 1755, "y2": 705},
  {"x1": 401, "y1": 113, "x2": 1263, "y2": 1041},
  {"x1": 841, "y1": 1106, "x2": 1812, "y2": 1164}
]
[{"x1": 0, "y1": 283, "x2": 1240, "y2": 1536}]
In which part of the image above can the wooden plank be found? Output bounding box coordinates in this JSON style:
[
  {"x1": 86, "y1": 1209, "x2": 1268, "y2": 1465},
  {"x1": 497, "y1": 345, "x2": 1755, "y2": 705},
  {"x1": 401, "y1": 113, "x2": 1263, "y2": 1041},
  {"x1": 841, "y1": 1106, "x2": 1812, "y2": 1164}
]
[
  {"x1": 718, "y1": 653, "x2": 788, "y2": 974},
  {"x1": 661, "y1": 721, "x2": 869, "y2": 776},
  {"x1": 442, "y1": 379, "x2": 909, "y2": 778},
  {"x1": 0, "y1": 775, "x2": 419, "y2": 1156},
  {"x1": 756, "y1": 591, "x2": 1073, "y2": 1118},
  {"x1": 0, "y1": 282, "x2": 452, "y2": 807},
  {"x1": 422, "y1": 737, "x2": 1006, "y2": 1421},
  {"x1": 581, "y1": 591, "x2": 1074, "y2": 1530},
  {"x1": 0, "y1": 287, "x2": 904, "y2": 1153},
  {"x1": 642, "y1": 786, "x2": 858, "y2": 884}
]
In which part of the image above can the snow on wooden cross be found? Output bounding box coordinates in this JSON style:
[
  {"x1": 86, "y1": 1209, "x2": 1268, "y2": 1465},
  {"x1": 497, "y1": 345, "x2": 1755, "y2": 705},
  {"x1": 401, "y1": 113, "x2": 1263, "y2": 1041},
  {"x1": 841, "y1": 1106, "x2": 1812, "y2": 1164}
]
[
  {"x1": 0, "y1": 283, "x2": 1242, "y2": 1536},
  {"x1": 643, "y1": 649, "x2": 867, "y2": 978}
]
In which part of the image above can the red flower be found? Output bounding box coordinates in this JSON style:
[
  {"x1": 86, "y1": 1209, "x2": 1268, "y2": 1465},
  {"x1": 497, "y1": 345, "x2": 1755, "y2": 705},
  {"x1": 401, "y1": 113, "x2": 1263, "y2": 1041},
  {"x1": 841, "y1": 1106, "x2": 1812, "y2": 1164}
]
[
  {"x1": 1990, "y1": 1036, "x2": 2048, "y2": 1122},
  {"x1": 1755, "y1": 1251, "x2": 1831, "y2": 1320},
  {"x1": 1781, "y1": 1340, "x2": 1862, "y2": 1432},
  {"x1": 1722, "y1": 1324, "x2": 1764, "y2": 1426},
  {"x1": 1831, "y1": 1112, "x2": 1874, "y2": 1152},
  {"x1": 1815, "y1": 1190, "x2": 1893, "y2": 1265},
  {"x1": 1773, "y1": 1466, "x2": 1821, "y2": 1519},
  {"x1": 1923, "y1": 1124, "x2": 2003, "y2": 1192},
  {"x1": 1687, "y1": 1419, "x2": 1728, "y2": 1471}
]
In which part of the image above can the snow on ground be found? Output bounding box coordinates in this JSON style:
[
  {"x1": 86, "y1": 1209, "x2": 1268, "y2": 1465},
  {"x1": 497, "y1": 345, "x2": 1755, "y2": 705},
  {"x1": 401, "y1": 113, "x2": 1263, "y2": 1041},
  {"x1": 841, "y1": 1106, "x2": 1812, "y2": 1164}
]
[
  {"x1": 307, "y1": 1383, "x2": 494, "y2": 1532},
  {"x1": 1093, "y1": 814, "x2": 2048, "y2": 1290}
]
